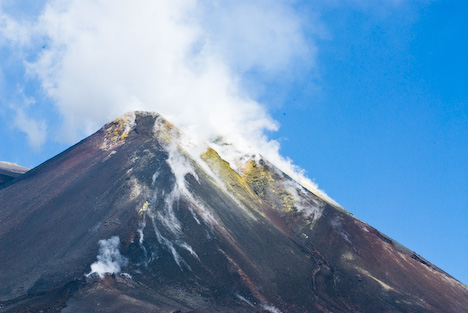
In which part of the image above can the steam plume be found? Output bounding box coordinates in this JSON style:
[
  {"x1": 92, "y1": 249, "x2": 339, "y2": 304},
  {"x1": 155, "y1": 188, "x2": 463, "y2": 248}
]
[
  {"x1": 26, "y1": 0, "x2": 311, "y2": 144},
  {"x1": 87, "y1": 236, "x2": 128, "y2": 278},
  {"x1": 1, "y1": 0, "x2": 336, "y2": 202}
]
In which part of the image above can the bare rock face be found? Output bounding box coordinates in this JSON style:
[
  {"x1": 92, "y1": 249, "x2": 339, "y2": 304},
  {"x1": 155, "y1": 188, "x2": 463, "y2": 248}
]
[{"x1": 0, "y1": 112, "x2": 467, "y2": 313}]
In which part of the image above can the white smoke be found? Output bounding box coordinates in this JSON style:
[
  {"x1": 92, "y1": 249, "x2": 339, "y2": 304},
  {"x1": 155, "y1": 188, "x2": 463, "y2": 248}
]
[
  {"x1": 1, "y1": 0, "x2": 336, "y2": 202},
  {"x1": 260, "y1": 303, "x2": 283, "y2": 313},
  {"x1": 1, "y1": 0, "x2": 312, "y2": 142},
  {"x1": 24, "y1": 0, "x2": 310, "y2": 144},
  {"x1": 87, "y1": 236, "x2": 128, "y2": 278}
]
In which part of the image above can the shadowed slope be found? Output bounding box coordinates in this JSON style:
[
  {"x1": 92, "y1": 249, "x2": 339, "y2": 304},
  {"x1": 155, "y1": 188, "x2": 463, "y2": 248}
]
[{"x1": 0, "y1": 112, "x2": 467, "y2": 313}]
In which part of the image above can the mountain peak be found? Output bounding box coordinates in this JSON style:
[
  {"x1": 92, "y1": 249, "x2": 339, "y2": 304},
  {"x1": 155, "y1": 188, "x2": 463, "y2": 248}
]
[
  {"x1": 100, "y1": 111, "x2": 164, "y2": 149},
  {"x1": 99, "y1": 111, "x2": 339, "y2": 210},
  {"x1": 1, "y1": 112, "x2": 467, "y2": 312}
]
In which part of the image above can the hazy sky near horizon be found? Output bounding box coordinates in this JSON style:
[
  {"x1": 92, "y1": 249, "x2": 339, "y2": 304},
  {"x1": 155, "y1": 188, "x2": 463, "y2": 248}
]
[{"x1": 1, "y1": 0, "x2": 467, "y2": 285}]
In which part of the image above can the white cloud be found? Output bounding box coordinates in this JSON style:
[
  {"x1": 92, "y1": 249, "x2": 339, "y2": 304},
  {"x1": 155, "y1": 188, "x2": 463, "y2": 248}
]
[
  {"x1": 0, "y1": 64, "x2": 4, "y2": 95},
  {"x1": 13, "y1": 108, "x2": 47, "y2": 150},
  {"x1": 0, "y1": 9, "x2": 30, "y2": 46},
  {"x1": 198, "y1": 0, "x2": 314, "y2": 74}
]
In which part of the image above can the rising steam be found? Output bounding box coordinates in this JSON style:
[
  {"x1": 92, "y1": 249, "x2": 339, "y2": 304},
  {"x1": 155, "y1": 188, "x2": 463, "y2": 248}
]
[
  {"x1": 1, "y1": 0, "x2": 335, "y2": 202},
  {"x1": 87, "y1": 236, "x2": 128, "y2": 278},
  {"x1": 25, "y1": 0, "x2": 311, "y2": 144}
]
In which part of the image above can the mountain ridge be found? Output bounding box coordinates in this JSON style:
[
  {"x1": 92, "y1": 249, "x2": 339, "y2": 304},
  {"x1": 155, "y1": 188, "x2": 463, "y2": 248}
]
[{"x1": 0, "y1": 162, "x2": 29, "y2": 186}]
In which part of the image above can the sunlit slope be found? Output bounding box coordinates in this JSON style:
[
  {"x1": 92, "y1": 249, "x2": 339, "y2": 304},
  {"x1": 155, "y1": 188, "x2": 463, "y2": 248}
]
[{"x1": 0, "y1": 112, "x2": 467, "y2": 313}]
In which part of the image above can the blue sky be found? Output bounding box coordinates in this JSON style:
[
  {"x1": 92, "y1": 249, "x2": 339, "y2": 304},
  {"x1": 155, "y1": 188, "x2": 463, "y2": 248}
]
[
  {"x1": 1, "y1": 0, "x2": 467, "y2": 285},
  {"x1": 270, "y1": 0, "x2": 468, "y2": 285}
]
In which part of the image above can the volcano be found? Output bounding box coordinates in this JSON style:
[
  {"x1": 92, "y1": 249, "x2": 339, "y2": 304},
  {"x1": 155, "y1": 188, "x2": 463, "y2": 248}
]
[{"x1": 0, "y1": 112, "x2": 467, "y2": 313}]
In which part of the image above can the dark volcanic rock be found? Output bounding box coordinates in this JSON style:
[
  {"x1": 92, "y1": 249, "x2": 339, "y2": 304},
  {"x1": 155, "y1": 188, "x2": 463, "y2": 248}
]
[{"x1": 0, "y1": 112, "x2": 467, "y2": 313}]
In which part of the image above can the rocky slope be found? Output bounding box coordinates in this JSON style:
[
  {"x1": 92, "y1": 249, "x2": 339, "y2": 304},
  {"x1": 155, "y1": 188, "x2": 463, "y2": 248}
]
[{"x1": 0, "y1": 112, "x2": 467, "y2": 312}]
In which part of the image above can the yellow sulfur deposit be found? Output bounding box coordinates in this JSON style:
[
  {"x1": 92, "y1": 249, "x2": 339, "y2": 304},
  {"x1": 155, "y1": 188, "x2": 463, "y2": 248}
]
[{"x1": 138, "y1": 201, "x2": 149, "y2": 215}]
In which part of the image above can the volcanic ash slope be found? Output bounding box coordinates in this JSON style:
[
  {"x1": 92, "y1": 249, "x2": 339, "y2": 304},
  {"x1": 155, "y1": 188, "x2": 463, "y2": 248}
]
[{"x1": 0, "y1": 112, "x2": 467, "y2": 313}]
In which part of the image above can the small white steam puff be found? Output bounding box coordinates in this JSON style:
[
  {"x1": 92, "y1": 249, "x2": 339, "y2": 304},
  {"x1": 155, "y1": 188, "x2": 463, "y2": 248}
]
[{"x1": 86, "y1": 236, "x2": 128, "y2": 278}]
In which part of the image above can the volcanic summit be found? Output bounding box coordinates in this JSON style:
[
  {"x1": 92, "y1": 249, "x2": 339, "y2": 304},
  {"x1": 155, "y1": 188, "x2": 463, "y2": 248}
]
[{"x1": 0, "y1": 112, "x2": 467, "y2": 312}]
